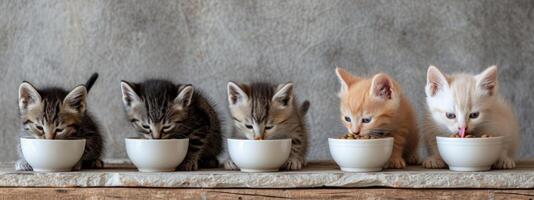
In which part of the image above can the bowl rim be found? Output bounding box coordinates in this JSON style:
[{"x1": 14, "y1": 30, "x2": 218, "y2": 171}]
[
  {"x1": 20, "y1": 137, "x2": 86, "y2": 142},
  {"x1": 328, "y1": 137, "x2": 394, "y2": 143},
  {"x1": 436, "y1": 136, "x2": 503, "y2": 142},
  {"x1": 125, "y1": 137, "x2": 189, "y2": 141},
  {"x1": 227, "y1": 138, "x2": 291, "y2": 143}
]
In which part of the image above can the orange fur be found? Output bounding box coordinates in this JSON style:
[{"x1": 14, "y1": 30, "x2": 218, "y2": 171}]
[{"x1": 335, "y1": 68, "x2": 419, "y2": 168}]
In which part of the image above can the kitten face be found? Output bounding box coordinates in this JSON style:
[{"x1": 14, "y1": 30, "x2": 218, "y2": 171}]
[
  {"x1": 335, "y1": 68, "x2": 401, "y2": 137},
  {"x1": 18, "y1": 82, "x2": 88, "y2": 139},
  {"x1": 120, "y1": 81, "x2": 194, "y2": 139},
  {"x1": 425, "y1": 65, "x2": 498, "y2": 136},
  {"x1": 227, "y1": 82, "x2": 294, "y2": 140}
]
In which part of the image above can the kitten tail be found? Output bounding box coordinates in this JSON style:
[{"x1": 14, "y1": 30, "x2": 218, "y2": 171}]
[
  {"x1": 300, "y1": 100, "x2": 310, "y2": 116},
  {"x1": 85, "y1": 73, "x2": 99, "y2": 92}
]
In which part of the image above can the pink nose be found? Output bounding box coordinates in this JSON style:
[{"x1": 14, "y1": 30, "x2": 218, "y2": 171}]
[{"x1": 458, "y1": 126, "x2": 467, "y2": 138}]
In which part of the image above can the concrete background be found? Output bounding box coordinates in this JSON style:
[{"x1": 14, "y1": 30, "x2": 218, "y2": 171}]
[{"x1": 0, "y1": 0, "x2": 533, "y2": 161}]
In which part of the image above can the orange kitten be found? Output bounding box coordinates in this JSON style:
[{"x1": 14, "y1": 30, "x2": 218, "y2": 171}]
[{"x1": 335, "y1": 68, "x2": 419, "y2": 168}]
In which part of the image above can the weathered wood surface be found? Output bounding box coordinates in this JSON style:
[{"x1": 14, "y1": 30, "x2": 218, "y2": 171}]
[
  {"x1": 1, "y1": 161, "x2": 534, "y2": 189},
  {"x1": 0, "y1": 188, "x2": 533, "y2": 200}
]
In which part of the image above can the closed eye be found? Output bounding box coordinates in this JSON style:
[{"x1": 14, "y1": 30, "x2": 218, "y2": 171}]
[
  {"x1": 162, "y1": 125, "x2": 173, "y2": 132},
  {"x1": 141, "y1": 124, "x2": 150, "y2": 129},
  {"x1": 265, "y1": 126, "x2": 274, "y2": 130},
  {"x1": 36, "y1": 125, "x2": 43, "y2": 131},
  {"x1": 55, "y1": 128, "x2": 64, "y2": 133},
  {"x1": 245, "y1": 124, "x2": 253, "y2": 129}
]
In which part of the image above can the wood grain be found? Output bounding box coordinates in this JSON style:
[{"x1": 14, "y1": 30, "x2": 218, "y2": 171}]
[{"x1": 0, "y1": 188, "x2": 533, "y2": 200}]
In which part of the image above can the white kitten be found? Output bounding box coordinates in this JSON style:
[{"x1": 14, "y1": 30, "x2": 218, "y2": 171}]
[{"x1": 422, "y1": 65, "x2": 519, "y2": 169}]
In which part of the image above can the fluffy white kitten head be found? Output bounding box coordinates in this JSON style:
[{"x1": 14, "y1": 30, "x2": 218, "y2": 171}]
[{"x1": 425, "y1": 65, "x2": 498, "y2": 136}]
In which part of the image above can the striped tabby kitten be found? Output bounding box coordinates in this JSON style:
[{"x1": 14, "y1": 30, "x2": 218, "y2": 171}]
[
  {"x1": 16, "y1": 73, "x2": 103, "y2": 171},
  {"x1": 224, "y1": 82, "x2": 310, "y2": 170},
  {"x1": 120, "y1": 80, "x2": 222, "y2": 171}
]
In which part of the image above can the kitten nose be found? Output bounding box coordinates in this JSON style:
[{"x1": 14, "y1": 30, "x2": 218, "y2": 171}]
[
  {"x1": 152, "y1": 131, "x2": 162, "y2": 139},
  {"x1": 458, "y1": 126, "x2": 468, "y2": 137},
  {"x1": 350, "y1": 128, "x2": 360, "y2": 135}
]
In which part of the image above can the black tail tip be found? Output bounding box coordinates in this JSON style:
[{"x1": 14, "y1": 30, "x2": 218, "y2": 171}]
[
  {"x1": 301, "y1": 100, "x2": 310, "y2": 115},
  {"x1": 85, "y1": 72, "x2": 99, "y2": 91}
]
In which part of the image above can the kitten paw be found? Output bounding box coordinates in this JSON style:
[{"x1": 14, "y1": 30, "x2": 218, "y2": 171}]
[
  {"x1": 84, "y1": 159, "x2": 104, "y2": 169},
  {"x1": 493, "y1": 157, "x2": 516, "y2": 169},
  {"x1": 405, "y1": 154, "x2": 419, "y2": 165},
  {"x1": 422, "y1": 156, "x2": 447, "y2": 169},
  {"x1": 281, "y1": 157, "x2": 305, "y2": 170},
  {"x1": 177, "y1": 160, "x2": 198, "y2": 171},
  {"x1": 15, "y1": 160, "x2": 33, "y2": 171},
  {"x1": 223, "y1": 160, "x2": 239, "y2": 170},
  {"x1": 386, "y1": 157, "x2": 406, "y2": 169},
  {"x1": 72, "y1": 161, "x2": 82, "y2": 171}
]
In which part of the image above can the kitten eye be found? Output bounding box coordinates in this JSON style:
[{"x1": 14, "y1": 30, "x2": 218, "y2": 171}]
[
  {"x1": 344, "y1": 116, "x2": 351, "y2": 122},
  {"x1": 469, "y1": 112, "x2": 480, "y2": 119},
  {"x1": 265, "y1": 126, "x2": 274, "y2": 130},
  {"x1": 245, "y1": 124, "x2": 253, "y2": 129},
  {"x1": 142, "y1": 124, "x2": 150, "y2": 129},
  {"x1": 362, "y1": 117, "x2": 372, "y2": 123},
  {"x1": 162, "y1": 125, "x2": 172, "y2": 131},
  {"x1": 446, "y1": 113, "x2": 456, "y2": 119},
  {"x1": 55, "y1": 128, "x2": 64, "y2": 133},
  {"x1": 36, "y1": 125, "x2": 43, "y2": 131}
]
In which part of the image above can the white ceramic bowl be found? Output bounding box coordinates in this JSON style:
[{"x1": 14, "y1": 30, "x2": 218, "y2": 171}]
[
  {"x1": 437, "y1": 136, "x2": 503, "y2": 171},
  {"x1": 328, "y1": 137, "x2": 394, "y2": 172},
  {"x1": 228, "y1": 138, "x2": 291, "y2": 172},
  {"x1": 20, "y1": 138, "x2": 86, "y2": 172},
  {"x1": 125, "y1": 138, "x2": 189, "y2": 172}
]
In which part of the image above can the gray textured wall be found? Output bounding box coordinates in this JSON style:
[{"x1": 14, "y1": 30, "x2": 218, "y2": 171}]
[{"x1": 0, "y1": 0, "x2": 533, "y2": 162}]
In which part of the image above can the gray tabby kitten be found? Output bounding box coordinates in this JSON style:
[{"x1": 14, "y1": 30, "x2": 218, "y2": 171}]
[
  {"x1": 120, "y1": 80, "x2": 222, "y2": 171},
  {"x1": 16, "y1": 73, "x2": 103, "y2": 171},
  {"x1": 224, "y1": 82, "x2": 310, "y2": 170}
]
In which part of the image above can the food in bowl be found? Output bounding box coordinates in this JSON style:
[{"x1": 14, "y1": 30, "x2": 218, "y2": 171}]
[
  {"x1": 338, "y1": 133, "x2": 380, "y2": 140},
  {"x1": 437, "y1": 136, "x2": 503, "y2": 171},
  {"x1": 227, "y1": 138, "x2": 291, "y2": 172},
  {"x1": 449, "y1": 133, "x2": 491, "y2": 138},
  {"x1": 329, "y1": 137, "x2": 394, "y2": 172},
  {"x1": 20, "y1": 138, "x2": 86, "y2": 172},
  {"x1": 125, "y1": 138, "x2": 189, "y2": 172}
]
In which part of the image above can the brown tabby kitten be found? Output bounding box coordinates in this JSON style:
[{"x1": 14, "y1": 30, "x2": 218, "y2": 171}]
[
  {"x1": 224, "y1": 82, "x2": 310, "y2": 170},
  {"x1": 16, "y1": 73, "x2": 103, "y2": 171},
  {"x1": 120, "y1": 80, "x2": 222, "y2": 171}
]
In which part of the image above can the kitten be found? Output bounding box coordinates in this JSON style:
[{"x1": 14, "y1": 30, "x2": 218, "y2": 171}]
[
  {"x1": 16, "y1": 73, "x2": 103, "y2": 171},
  {"x1": 224, "y1": 82, "x2": 310, "y2": 170},
  {"x1": 120, "y1": 80, "x2": 222, "y2": 171},
  {"x1": 422, "y1": 65, "x2": 519, "y2": 169},
  {"x1": 335, "y1": 68, "x2": 419, "y2": 169}
]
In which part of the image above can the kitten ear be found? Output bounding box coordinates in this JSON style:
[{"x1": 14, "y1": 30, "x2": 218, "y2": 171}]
[
  {"x1": 63, "y1": 85, "x2": 88, "y2": 113},
  {"x1": 272, "y1": 83, "x2": 293, "y2": 107},
  {"x1": 370, "y1": 73, "x2": 394, "y2": 100},
  {"x1": 18, "y1": 82, "x2": 42, "y2": 113},
  {"x1": 121, "y1": 81, "x2": 142, "y2": 109},
  {"x1": 174, "y1": 84, "x2": 194, "y2": 109},
  {"x1": 476, "y1": 65, "x2": 498, "y2": 96},
  {"x1": 426, "y1": 65, "x2": 449, "y2": 97},
  {"x1": 335, "y1": 67, "x2": 360, "y2": 96},
  {"x1": 227, "y1": 82, "x2": 248, "y2": 106}
]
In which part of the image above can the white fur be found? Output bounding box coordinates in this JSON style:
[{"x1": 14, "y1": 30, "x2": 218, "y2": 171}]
[{"x1": 422, "y1": 66, "x2": 519, "y2": 169}]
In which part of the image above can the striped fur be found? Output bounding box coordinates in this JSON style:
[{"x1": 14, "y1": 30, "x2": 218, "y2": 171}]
[
  {"x1": 15, "y1": 73, "x2": 103, "y2": 171},
  {"x1": 120, "y1": 80, "x2": 222, "y2": 171},
  {"x1": 225, "y1": 82, "x2": 310, "y2": 170}
]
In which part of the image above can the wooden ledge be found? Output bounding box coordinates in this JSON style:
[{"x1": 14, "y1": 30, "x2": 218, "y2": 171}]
[{"x1": 1, "y1": 161, "x2": 533, "y2": 189}]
